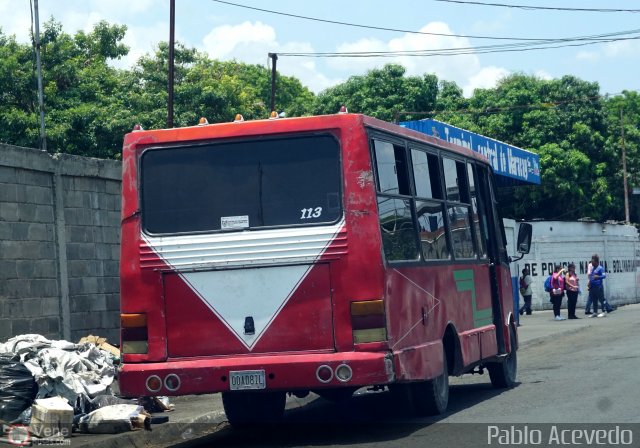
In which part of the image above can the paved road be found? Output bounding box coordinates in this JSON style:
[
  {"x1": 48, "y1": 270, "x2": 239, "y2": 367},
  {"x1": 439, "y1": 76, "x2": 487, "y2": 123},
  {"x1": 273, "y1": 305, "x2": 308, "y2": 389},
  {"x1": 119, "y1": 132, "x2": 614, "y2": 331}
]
[{"x1": 182, "y1": 306, "x2": 640, "y2": 448}]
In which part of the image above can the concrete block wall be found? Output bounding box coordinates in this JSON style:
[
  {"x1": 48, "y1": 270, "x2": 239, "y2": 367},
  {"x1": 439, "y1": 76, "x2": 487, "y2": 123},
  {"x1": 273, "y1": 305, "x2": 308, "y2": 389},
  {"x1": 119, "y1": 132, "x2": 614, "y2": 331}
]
[{"x1": 0, "y1": 144, "x2": 121, "y2": 343}]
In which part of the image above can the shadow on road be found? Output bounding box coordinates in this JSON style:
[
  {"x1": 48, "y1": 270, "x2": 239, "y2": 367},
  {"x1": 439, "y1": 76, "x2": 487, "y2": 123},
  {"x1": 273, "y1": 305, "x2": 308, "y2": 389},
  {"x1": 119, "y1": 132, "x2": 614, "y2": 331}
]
[{"x1": 178, "y1": 381, "x2": 516, "y2": 447}]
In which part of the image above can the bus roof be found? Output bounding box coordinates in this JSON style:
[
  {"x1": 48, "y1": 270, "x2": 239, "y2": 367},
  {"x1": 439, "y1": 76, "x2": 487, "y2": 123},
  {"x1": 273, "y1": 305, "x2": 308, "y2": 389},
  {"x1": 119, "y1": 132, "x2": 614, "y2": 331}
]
[{"x1": 124, "y1": 113, "x2": 490, "y2": 166}]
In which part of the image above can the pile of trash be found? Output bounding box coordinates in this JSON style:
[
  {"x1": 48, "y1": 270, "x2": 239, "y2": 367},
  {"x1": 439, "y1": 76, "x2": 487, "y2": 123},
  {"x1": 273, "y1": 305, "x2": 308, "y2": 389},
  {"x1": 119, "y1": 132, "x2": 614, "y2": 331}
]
[
  {"x1": 0, "y1": 334, "x2": 116, "y2": 414},
  {"x1": 0, "y1": 334, "x2": 172, "y2": 439}
]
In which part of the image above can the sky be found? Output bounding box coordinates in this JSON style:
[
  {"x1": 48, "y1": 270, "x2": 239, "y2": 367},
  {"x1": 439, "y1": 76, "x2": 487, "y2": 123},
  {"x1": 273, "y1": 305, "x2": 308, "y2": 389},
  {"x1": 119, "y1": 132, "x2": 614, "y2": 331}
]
[{"x1": 1, "y1": 0, "x2": 639, "y2": 97}]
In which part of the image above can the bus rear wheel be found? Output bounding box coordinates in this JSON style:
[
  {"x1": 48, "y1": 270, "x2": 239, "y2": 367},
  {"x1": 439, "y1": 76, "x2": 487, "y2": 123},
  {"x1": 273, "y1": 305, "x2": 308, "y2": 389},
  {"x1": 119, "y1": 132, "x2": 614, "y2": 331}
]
[
  {"x1": 412, "y1": 350, "x2": 449, "y2": 416},
  {"x1": 221, "y1": 391, "x2": 286, "y2": 427},
  {"x1": 487, "y1": 326, "x2": 518, "y2": 388}
]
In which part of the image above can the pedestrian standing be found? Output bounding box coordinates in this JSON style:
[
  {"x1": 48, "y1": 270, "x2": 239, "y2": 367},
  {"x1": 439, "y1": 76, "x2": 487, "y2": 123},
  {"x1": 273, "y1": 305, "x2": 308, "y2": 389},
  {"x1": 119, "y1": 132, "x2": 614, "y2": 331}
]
[
  {"x1": 550, "y1": 264, "x2": 566, "y2": 321},
  {"x1": 564, "y1": 263, "x2": 580, "y2": 319},
  {"x1": 585, "y1": 259, "x2": 594, "y2": 316},
  {"x1": 589, "y1": 254, "x2": 607, "y2": 318},
  {"x1": 519, "y1": 267, "x2": 533, "y2": 316}
]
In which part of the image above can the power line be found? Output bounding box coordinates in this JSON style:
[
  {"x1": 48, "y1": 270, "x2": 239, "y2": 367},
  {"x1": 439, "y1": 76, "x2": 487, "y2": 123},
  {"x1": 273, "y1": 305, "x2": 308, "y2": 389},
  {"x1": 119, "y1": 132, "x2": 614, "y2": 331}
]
[
  {"x1": 281, "y1": 30, "x2": 640, "y2": 55},
  {"x1": 278, "y1": 35, "x2": 640, "y2": 58},
  {"x1": 210, "y1": 0, "x2": 639, "y2": 42},
  {"x1": 434, "y1": 0, "x2": 640, "y2": 13},
  {"x1": 211, "y1": 0, "x2": 640, "y2": 58}
]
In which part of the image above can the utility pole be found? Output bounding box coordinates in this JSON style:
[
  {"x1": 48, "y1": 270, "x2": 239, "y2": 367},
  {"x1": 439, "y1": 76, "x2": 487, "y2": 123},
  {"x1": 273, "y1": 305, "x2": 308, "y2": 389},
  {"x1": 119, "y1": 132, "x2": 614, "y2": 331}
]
[
  {"x1": 268, "y1": 53, "x2": 278, "y2": 113},
  {"x1": 33, "y1": 0, "x2": 47, "y2": 151},
  {"x1": 167, "y1": 0, "x2": 175, "y2": 128},
  {"x1": 621, "y1": 108, "x2": 630, "y2": 223}
]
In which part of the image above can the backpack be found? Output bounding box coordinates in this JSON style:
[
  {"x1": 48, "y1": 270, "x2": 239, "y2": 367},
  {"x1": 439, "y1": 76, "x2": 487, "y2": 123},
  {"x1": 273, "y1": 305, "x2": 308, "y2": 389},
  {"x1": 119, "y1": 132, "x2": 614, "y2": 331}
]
[
  {"x1": 543, "y1": 275, "x2": 553, "y2": 292},
  {"x1": 519, "y1": 276, "x2": 527, "y2": 295}
]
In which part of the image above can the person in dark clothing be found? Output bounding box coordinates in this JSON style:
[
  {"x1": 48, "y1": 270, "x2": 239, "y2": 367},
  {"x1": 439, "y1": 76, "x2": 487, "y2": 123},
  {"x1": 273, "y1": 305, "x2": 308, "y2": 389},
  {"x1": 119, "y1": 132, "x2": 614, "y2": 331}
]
[
  {"x1": 564, "y1": 263, "x2": 580, "y2": 319},
  {"x1": 519, "y1": 267, "x2": 533, "y2": 316}
]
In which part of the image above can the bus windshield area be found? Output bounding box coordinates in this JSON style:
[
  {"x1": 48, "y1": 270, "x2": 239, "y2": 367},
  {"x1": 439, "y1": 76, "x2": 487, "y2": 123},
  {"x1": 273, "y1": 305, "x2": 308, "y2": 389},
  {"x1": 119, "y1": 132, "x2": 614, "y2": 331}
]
[{"x1": 140, "y1": 134, "x2": 342, "y2": 234}]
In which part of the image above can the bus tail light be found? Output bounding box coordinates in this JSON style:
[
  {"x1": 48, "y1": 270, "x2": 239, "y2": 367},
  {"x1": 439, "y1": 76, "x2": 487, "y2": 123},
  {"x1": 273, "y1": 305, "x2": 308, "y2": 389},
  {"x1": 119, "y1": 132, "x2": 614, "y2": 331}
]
[
  {"x1": 164, "y1": 373, "x2": 181, "y2": 391},
  {"x1": 316, "y1": 365, "x2": 333, "y2": 383},
  {"x1": 350, "y1": 300, "x2": 387, "y2": 343},
  {"x1": 335, "y1": 364, "x2": 353, "y2": 382},
  {"x1": 145, "y1": 375, "x2": 162, "y2": 393},
  {"x1": 121, "y1": 313, "x2": 148, "y2": 354}
]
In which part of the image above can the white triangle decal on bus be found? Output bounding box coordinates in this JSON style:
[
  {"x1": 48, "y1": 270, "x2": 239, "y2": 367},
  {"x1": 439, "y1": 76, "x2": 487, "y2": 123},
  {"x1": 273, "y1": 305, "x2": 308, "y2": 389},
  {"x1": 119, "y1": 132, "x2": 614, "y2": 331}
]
[
  {"x1": 180, "y1": 265, "x2": 312, "y2": 350},
  {"x1": 141, "y1": 218, "x2": 345, "y2": 350}
]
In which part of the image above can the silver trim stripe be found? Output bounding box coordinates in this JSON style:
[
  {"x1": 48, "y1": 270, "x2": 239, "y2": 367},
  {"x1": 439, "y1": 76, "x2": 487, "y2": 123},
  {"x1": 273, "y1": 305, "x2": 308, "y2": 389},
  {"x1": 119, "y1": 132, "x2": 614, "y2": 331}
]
[{"x1": 141, "y1": 219, "x2": 347, "y2": 270}]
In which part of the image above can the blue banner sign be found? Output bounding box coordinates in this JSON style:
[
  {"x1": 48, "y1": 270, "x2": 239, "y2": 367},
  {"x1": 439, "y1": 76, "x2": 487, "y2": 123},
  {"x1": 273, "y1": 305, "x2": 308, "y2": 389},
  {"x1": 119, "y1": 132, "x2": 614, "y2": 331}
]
[{"x1": 401, "y1": 119, "x2": 541, "y2": 185}]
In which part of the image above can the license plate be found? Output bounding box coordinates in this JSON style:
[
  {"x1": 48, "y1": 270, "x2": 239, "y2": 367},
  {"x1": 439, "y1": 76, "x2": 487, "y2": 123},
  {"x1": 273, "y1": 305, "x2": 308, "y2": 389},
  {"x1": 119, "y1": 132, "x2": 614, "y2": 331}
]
[{"x1": 229, "y1": 370, "x2": 266, "y2": 390}]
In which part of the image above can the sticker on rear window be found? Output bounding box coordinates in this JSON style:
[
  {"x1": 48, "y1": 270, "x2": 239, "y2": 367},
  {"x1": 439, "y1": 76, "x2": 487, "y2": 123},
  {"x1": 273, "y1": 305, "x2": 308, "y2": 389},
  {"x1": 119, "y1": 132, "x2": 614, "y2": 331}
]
[{"x1": 221, "y1": 215, "x2": 249, "y2": 230}]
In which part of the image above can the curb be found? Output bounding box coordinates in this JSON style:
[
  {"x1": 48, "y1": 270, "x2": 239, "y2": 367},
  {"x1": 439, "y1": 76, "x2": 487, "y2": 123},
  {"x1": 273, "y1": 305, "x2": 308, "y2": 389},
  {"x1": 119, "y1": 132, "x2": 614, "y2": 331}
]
[{"x1": 72, "y1": 409, "x2": 228, "y2": 448}]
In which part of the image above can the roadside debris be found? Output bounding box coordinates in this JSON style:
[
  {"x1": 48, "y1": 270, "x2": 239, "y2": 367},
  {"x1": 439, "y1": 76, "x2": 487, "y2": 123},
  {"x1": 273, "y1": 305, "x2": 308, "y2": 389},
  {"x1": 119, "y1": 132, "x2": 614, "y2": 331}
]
[
  {"x1": 78, "y1": 335, "x2": 120, "y2": 361},
  {"x1": 89, "y1": 394, "x2": 134, "y2": 412},
  {"x1": 0, "y1": 334, "x2": 115, "y2": 413},
  {"x1": 29, "y1": 396, "x2": 73, "y2": 439},
  {"x1": 138, "y1": 396, "x2": 174, "y2": 413},
  {"x1": 0, "y1": 334, "x2": 172, "y2": 437},
  {"x1": 0, "y1": 353, "x2": 38, "y2": 422},
  {"x1": 78, "y1": 404, "x2": 150, "y2": 434}
]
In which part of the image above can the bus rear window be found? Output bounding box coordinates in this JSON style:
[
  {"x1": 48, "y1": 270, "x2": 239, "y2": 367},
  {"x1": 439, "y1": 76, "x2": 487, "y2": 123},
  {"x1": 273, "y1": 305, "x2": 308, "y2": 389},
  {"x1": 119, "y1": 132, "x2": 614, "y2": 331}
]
[{"x1": 141, "y1": 135, "x2": 342, "y2": 234}]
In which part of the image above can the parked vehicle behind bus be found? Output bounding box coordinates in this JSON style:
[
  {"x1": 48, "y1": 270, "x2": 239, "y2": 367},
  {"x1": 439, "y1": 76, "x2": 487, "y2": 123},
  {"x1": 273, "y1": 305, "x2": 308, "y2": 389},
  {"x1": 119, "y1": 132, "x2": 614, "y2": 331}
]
[{"x1": 118, "y1": 112, "x2": 532, "y2": 425}]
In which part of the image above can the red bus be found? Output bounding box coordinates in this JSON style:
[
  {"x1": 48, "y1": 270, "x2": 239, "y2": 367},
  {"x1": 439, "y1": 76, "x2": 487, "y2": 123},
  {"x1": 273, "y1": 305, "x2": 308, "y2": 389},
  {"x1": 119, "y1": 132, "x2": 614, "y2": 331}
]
[{"x1": 118, "y1": 112, "x2": 532, "y2": 425}]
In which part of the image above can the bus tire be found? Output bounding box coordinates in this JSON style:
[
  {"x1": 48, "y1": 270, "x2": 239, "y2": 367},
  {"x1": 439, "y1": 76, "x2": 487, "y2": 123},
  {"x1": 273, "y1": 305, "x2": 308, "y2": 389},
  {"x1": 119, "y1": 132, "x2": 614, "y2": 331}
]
[
  {"x1": 413, "y1": 350, "x2": 449, "y2": 416},
  {"x1": 221, "y1": 391, "x2": 286, "y2": 427},
  {"x1": 487, "y1": 326, "x2": 518, "y2": 388}
]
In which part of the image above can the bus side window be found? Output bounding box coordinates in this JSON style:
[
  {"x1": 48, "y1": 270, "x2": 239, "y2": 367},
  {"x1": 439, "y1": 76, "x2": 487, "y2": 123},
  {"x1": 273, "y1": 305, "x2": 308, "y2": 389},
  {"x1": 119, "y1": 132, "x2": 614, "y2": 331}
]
[
  {"x1": 410, "y1": 149, "x2": 443, "y2": 200},
  {"x1": 377, "y1": 197, "x2": 420, "y2": 262},
  {"x1": 468, "y1": 163, "x2": 488, "y2": 258},
  {"x1": 373, "y1": 140, "x2": 410, "y2": 195},
  {"x1": 443, "y1": 157, "x2": 476, "y2": 259},
  {"x1": 416, "y1": 200, "x2": 449, "y2": 260},
  {"x1": 443, "y1": 158, "x2": 460, "y2": 202},
  {"x1": 446, "y1": 204, "x2": 475, "y2": 259}
]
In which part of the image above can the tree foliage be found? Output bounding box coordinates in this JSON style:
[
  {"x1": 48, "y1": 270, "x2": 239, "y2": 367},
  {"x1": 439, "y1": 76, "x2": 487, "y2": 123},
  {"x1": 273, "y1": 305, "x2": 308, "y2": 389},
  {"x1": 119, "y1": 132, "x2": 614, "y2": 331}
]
[
  {"x1": 461, "y1": 74, "x2": 612, "y2": 221},
  {"x1": 1, "y1": 19, "x2": 639, "y2": 223},
  {"x1": 313, "y1": 64, "x2": 438, "y2": 122},
  {"x1": 0, "y1": 20, "x2": 313, "y2": 158}
]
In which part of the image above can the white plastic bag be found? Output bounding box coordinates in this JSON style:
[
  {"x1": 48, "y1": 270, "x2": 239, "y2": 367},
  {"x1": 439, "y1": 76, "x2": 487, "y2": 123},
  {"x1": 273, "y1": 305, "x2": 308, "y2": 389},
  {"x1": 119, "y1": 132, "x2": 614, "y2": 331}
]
[{"x1": 78, "y1": 404, "x2": 150, "y2": 434}]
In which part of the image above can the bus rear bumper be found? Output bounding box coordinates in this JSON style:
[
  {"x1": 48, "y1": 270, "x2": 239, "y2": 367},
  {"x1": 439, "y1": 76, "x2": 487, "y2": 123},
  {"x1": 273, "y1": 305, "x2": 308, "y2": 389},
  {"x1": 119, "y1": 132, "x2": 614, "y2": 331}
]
[{"x1": 118, "y1": 351, "x2": 395, "y2": 397}]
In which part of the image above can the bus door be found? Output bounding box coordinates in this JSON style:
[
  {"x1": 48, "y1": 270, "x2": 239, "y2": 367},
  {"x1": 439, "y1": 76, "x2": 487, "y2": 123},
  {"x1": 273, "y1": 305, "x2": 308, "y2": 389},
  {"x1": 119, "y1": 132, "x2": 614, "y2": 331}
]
[{"x1": 474, "y1": 164, "x2": 509, "y2": 354}]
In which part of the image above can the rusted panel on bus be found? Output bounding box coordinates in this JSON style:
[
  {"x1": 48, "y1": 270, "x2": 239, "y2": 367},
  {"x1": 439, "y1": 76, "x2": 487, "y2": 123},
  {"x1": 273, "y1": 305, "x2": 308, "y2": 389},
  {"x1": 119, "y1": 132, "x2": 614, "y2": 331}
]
[
  {"x1": 478, "y1": 325, "x2": 498, "y2": 359},
  {"x1": 458, "y1": 330, "x2": 481, "y2": 366},
  {"x1": 496, "y1": 264, "x2": 516, "y2": 353},
  {"x1": 392, "y1": 340, "x2": 443, "y2": 381},
  {"x1": 384, "y1": 264, "x2": 493, "y2": 351}
]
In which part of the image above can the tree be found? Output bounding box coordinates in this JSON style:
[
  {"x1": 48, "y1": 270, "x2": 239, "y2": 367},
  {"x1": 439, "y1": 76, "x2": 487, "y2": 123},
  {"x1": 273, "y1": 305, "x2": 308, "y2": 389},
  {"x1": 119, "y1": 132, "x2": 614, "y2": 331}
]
[
  {"x1": 0, "y1": 19, "x2": 132, "y2": 158},
  {"x1": 125, "y1": 44, "x2": 315, "y2": 129},
  {"x1": 464, "y1": 74, "x2": 612, "y2": 221},
  {"x1": 0, "y1": 19, "x2": 315, "y2": 159},
  {"x1": 604, "y1": 91, "x2": 640, "y2": 222},
  {"x1": 313, "y1": 64, "x2": 438, "y2": 122},
  {"x1": 0, "y1": 32, "x2": 39, "y2": 147}
]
